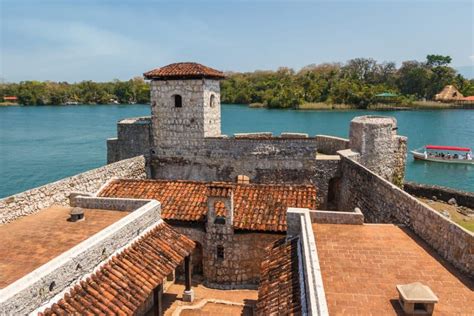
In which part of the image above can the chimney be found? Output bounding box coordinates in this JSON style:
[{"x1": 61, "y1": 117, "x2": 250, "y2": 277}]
[
  {"x1": 69, "y1": 207, "x2": 85, "y2": 222},
  {"x1": 207, "y1": 183, "x2": 234, "y2": 226},
  {"x1": 236, "y1": 175, "x2": 250, "y2": 184},
  {"x1": 396, "y1": 282, "x2": 438, "y2": 315}
]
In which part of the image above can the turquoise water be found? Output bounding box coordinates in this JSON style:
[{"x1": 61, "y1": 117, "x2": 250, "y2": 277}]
[{"x1": 0, "y1": 104, "x2": 473, "y2": 198}]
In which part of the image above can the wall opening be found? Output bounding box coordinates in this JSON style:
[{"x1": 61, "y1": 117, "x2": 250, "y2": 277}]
[
  {"x1": 210, "y1": 94, "x2": 216, "y2": 108},
  {"x1": 173, "y1": 95, "x2": 182, "y2": 108},
  {"x1": 327, "y1": 177, "x2": 341, "y2": 209},
  {"x1": 192, "y1": 242, "x2": 204, "y2": 276},
  {"x1": 216, "y1": 245, "x2": 224, "y2": 260}
]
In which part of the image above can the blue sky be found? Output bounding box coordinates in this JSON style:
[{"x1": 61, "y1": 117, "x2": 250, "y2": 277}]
[{"x1": 1, "y1": 0, "x2": 473, "y2": 82}]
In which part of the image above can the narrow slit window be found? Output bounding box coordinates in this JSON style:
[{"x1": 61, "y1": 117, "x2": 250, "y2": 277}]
[
  {"x1": 217, "y1": 245, "x2": 224, "y2": 260},
  {"x1": 174, "y1": 95, "x2": 182, "y2": 108},
  {"x1": 210, "y1": 94, "x2": 216, "y2": 108}
]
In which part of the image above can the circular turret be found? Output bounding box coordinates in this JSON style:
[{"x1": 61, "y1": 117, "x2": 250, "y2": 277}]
[{"x1": 349, "y1": 116, "x2": 398, "y2": 180}]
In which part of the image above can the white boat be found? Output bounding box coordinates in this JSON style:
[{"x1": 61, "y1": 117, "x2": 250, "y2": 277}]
[{"x1": 411, "y1": 145, "x2": 474, "y2": 165}]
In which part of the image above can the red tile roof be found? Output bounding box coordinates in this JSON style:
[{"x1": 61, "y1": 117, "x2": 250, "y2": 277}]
[
  {"x1": 143, "y1": 62, "x2": 225, "y2": 80},
  {"x1": 39, "y1": 222, "x2": 194, "y2": 316},
  {"x1": 99, "y1": 179, "x2": 317, "y2": 232},
  {"x1": 257, "y1": 237, "x2": 303, "y2": 315},
  {"x1": 462, "y1": 96, "x2": 474, "y2": 101}
]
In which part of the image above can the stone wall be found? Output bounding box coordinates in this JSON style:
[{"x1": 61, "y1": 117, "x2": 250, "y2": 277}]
[
  {"x1": 315, "y1": 135, "x2": 349, "y2": 154},
  {"x1": 0, "y1": 156, "x2": 146, "y2": 224},
  {"x1": 309, "y1": 208, "x2": 364, "y2": 225},
  {"x1": 204, "y1": 230, "x2": 283, "y2": 289},
  {"x1": 70, "y1": 194, "x2": 152, "y2": 212},
  {"x1": 107, "y1": 117, "x2": 152, "y2": 163},
  {"x1": 286, "y1": 208, "x2": 329, "y2": 315},
  {"x1": 150, "y1": 79, "x2": 221, "y2": 151},
  {"x1": 404, "y1": 182, "x2": 474, "y2": 208},
  {"x1": 338, "y1": 152, "x2": 473, "y2": 277},
  {"x1": 150, "y1": 136, "x2": 340, "y2": 207},
  {"x1": 167, "y1": 223, "x2": 282, "y2": 289},
  {"x1": 0, "y1": 201, "x2": 161, "y2": 315}
]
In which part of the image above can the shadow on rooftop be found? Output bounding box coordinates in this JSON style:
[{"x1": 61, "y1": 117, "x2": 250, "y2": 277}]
[
  {"x1": 389, "y1": 299, "x2": 405, "y2": 315},
  {"x1": 400, "y1": 225, "x2": 474, "y2": 290}
]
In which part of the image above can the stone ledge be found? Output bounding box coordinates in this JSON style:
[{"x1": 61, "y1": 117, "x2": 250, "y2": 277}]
[
  {"x1": 309, "y1": 208, "x2": 364, "y2": 225},
  {"x1": 287, "y1": 208, "x2": 329, "y2": 316}
]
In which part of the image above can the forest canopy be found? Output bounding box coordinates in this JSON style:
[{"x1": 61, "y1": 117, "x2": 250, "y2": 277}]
[{"x1": 1, "y1": 55, "x2": 473, "y2": 108}]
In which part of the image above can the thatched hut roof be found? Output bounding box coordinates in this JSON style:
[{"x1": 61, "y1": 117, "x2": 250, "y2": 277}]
[{"x1": 435, "y1": 85, "x2": 464, "y2": 101}]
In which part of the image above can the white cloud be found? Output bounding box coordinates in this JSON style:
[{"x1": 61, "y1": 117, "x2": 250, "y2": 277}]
[{"x1": 1, "y1": 19, "x2": 167, "y2": 81}]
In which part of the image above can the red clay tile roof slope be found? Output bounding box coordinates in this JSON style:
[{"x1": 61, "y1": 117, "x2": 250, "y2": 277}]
[
  {"x1": 38, "y1": 222, "x2": 194, "y2": 316},
  {"x1": 99, "y1": 179, "x2": 317, "y2": 232},
  {"x1": 144, "y1": 62, "x2": 225, "y2": 80},
  {"x1": 256, "y1": 237, "x2": 302, "y2": 316}
]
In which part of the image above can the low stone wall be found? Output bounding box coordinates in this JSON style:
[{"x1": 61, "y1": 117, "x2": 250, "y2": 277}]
[
  {"x1": 287, "y1": 208, "x2": 329, "y2": 316},
  {"x1": 309, "y1": 208, "x2": 364, "y2": 225},
  {"x1": 338, "y1": 151, "x2": 474, "y2": 277},
  {"x1": 71, "y1": 194, "x2": 152, "y2": 212},
  {"x1": 0, "y1": 156, "x2": 146, "y2": 225},
  {"x1": 404, "y1": 182, "x2": 474, "y2": 208},
  {"x1": 0, "y1": 200, "x2": 161, "y2": 315},
  {"x1": 315, "y1": 135, "x2": 349, "y2": 154}
]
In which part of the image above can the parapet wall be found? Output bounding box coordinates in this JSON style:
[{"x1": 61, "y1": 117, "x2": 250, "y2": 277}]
[
  {"x1": 0, "y1": 156, "x2": 146, "y2": 224},
  {"x1": 338, "y1": 151, "x2": 473, "y2": 277},
  {"x1": 315, "y1": 135, "x2": 349, "y2": 155},
  {"x1": 151, "y1": 135, "x2": 320, "y2": 183},
  {"x1": 309, "y1": 208, "x2": 364, "y2": 225}
]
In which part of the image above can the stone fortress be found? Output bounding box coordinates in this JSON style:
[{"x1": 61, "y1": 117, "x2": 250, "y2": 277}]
[
  {"x1": 108, "y1": 62, "x2": 407, "y2": 208},
  {"x1": 0, "y1": 62, "x2": 472, "y2": 315}
]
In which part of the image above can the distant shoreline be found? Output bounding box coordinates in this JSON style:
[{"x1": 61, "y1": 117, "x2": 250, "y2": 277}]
[
  {"x1": 249, "y1": 101, "x2": 474, "y2": 111},
  {"x1": 2, "y1": 101, "x2": 474, "y2": 111}
]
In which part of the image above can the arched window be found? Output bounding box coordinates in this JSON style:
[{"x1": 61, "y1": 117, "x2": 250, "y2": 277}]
[
  {"x1": 173, "y1": 95, "x2": 182, "y2": 108},
  {"x1": 210, "y1": 94, "x2": 216, "y2": 108}
]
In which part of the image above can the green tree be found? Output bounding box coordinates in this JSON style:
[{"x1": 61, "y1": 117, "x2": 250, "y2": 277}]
[{"x1": 426, "y1": 54, "x2": 452, "y2": 67}]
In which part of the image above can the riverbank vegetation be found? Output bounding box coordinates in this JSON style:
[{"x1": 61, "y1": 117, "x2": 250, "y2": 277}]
[
  {"x1": 0, "y1": 77, "x2": 150, "y2": 105},
  {"x1": 221, "y1": 55, "x2": 474, "y2": 109},
  {"x1": 1, "y1": 55, "x2": 473, "y2": 108}
]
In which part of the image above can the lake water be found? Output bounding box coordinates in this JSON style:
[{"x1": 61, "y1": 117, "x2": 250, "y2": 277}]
[{"x1": 0, "y1": 104, "x2": 473, "y2": 198}]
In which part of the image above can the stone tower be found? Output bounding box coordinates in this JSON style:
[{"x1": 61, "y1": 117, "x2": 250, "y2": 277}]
[
  {"x1": 144, "y1": 62, "x2": 225, "y2": 153},
  {"x1": 349, "y1": 115, "x2": 407, "y2": 187}
]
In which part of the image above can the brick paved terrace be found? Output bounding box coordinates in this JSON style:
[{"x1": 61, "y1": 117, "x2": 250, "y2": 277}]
[
  {"x1": 0, "y1": 205, "x2": 130, "y2": 288},
  {"x1": 161, "y1": 281, "x2": 257, "y2": 316},
  {"x1": 313, "y1": 223, "x2": 474, "y2": 315}
]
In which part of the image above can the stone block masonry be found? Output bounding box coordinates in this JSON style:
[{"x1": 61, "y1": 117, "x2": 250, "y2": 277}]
[
  {"x1": 107, "y1": 117, "x2": 152, "y2": 164},
  {"x1": 151, "y1": 79, "x2": 221, "y2": 150},
  {"x1": 337, "y1": 150, "x2": 473, "y2": 277},
  {"x1": 0, "y1": 156, "x2": 146, "y2": 224}
]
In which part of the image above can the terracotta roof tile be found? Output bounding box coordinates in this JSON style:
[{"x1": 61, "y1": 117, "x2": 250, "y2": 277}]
[
  {"x1": 256, "y1": 237, "x2": 302, "y2": 315},
  {"x1": 39, "y1": 222, "x2": 194, "y2": 316},
  {"x1": 99, "y1": 179, "x2": 317, "y2": 232},
  {"x1": 144, "y1": 62, "x2": 225, "y2": 80}
]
